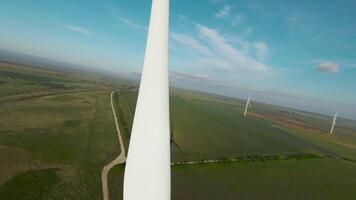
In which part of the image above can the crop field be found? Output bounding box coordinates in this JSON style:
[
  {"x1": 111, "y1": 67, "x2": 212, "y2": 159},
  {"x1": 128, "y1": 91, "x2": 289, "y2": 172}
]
[
  {"x1": 116, "y1": 89, "x2": 356, "y2": 161},
  {"x1": 171, "y1": 158, "x2": 356, "y2": 200},
  {"x1": 112, "y1": 88, "x2": 356, "y2": 200},
  {"x1": 1, "y1": 63, "x2": 356, "y2": 199}
]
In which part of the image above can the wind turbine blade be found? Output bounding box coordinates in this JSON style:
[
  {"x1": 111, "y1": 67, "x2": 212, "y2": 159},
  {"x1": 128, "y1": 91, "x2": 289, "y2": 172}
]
[{"x1": 123, "y1": 0, "x2": 170, "y2": 200}]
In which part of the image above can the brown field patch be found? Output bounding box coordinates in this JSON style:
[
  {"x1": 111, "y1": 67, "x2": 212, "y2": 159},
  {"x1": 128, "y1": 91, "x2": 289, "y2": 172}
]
[{"x1": 250, "y1": 112, "x2": 322, "y2": 132}]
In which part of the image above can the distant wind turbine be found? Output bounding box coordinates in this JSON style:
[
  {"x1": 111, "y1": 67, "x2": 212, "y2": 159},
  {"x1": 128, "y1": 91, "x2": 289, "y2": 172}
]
[
  {"x1": 244, "y1": 96, "x2": 251, "y2": 117},
  {"x1": 123, "y1": 0, "x2": 170, "y2": 200},
  {"x1": 330, "y1": 112, "x2": 338, "y2": 135}
]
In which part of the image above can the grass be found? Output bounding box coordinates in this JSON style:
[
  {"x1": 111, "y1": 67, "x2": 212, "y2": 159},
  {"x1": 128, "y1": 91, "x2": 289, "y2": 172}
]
[
  {"x1": 47, "y1": 94, "x2": 82, "y2": 102},
  {"x1": 171, "y1": 158, "x2": 356, "y2": 200},
  {"x1": 0, "y1": 62, "x2": 102, "y2": 98},
  {"x1": 1, "y1": 63, "x2": 356, "y2": 199},
  {"x1": 107, "y1": 157, "x2": 356, "y2": 200},
  {"x1": 62, "y1": 119, "x2": 82, "y2": 127},
  {"x1": 0, "y1": 168, "x2": 59, "y2": 200},
  {"x1": 0, "y1": 131, "x2": 82, "y2": 162},
  {"x1": 0, "y1": 63, "x2": 124, "y2": 199},
  {"x1": 108, "y1": 165, "x2": 125, "y2": 200},
  {"x1": 69, "y1": 91, "x2": 120, "y2": 199},
  {"x1": 117, "y1": 90, "x2": 332, "y2": 161},
  {"x1": 280, "y1": 125, "x2": 356, "y2": 160},
  {"x1": 0, "y1": 67, "x2": 69, "y2": 97},
  {"x1": 115, "y1": 91, "x2": 135, "y2": 151},
  {"x1": 110, "y1": 88, "x2": 356, "y2": 199},
  {"x1": 172, "y1": 153, "x2": 323, "y2": 166},
  {"x1": 0, "y1": 69, "x2": 70, "y2": 84},
  {"x1": 0, "y1": 91, "x2": 122, "y2": 199}
]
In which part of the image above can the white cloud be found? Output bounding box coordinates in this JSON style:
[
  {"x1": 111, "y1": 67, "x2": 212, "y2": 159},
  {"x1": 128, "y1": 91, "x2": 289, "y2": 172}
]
[
  {"x1": 195, "y1": 24, "x2": 268, "y2": 73},
  {"x1": 197, "y1": 57, "x2": 233, "y2": 71},
  {"x1": 178, "y1": 14, "x2": 187, "y2": 20},
  {"x1": 215, "y1": 5, "x2": 230, "y2": 18},
  {"x1": 232, "y1": 14, "x2": 243, "y2": 26},
  {"x1": 254, "y1": 42, "x2": 268, "y2": 52},
  {"x1": 171, "y1": 23, "x2": 270, "y2": 76},
  {"x1": 285, "y1": 10, "x2": 312, "y2": 34},
  {"x1": 171, "y1": 32, "x2": 214, "y2": 57},
  {"x1": 106, "y1": 2, "x2": 146, "y2": 31},
  {"x1": 317, "y1": 62, "x2": 339, "y2": 73},
  {"x1": 243, "y1": 27, "x2": 254, "y2": 35},
  {"x1": 254, "y1": 42, "x2": 268, "y2": 60},
  {"x1": 226, "y1": 35, "x2": 251, "y2": 53},
  {"x1": 171, "y1": 71, "x2": 210, "y2": 82},
  {"x1": 115, "y1": 16, "x2": 147, "y2": 31},
  {"x1": 64, "y1": 25, "x2": 97, "y2": 36}
]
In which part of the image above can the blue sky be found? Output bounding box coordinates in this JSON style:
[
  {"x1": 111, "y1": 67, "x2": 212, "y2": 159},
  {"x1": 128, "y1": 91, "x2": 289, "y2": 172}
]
[{"x1": 0, "y1": 0, "x2": 355, "y2": 119}]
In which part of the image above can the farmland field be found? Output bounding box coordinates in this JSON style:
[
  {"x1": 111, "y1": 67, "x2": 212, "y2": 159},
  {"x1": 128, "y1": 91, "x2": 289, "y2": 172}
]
[
  {"x1": 0, "y1": 62, "x2": 125, "y2": 199},
  {"x1": 111, "y1": 88, "x2": 356, "y2": 200},
  {"x1": 1, "y1": 62, "x2": 356, "y2": 199},
  {"x1": 116, "y1": 89, "x2": 356, "y2": 161}
]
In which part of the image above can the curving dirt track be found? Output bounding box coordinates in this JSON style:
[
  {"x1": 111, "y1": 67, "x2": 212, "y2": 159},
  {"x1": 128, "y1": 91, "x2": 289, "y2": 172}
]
[{"x1": 101, "y1": 91, "x2": 126, "y2": 200}]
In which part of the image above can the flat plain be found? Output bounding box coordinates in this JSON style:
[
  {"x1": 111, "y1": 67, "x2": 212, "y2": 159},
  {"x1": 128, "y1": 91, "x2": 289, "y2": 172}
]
[{"x1": 0, "y1": 62, "x2": 356, "y2": 199}]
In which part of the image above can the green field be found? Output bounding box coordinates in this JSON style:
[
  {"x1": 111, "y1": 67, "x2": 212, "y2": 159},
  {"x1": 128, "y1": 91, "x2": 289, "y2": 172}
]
[
  {"x1": 0, "y1": 62, "x2": 125, "y2": 199},
  {"x1": 116, "y1": 89, "x2": 356, "y2": 161},
  {"x1": 1, "y1": 62, "x2": 356, "y2": 199},
  {"x1": 171, "y1": 158, "x2": 356, "y2": 200},
  {"x1": 111, "y1": 86, "x2": 356, "y2": 200}
]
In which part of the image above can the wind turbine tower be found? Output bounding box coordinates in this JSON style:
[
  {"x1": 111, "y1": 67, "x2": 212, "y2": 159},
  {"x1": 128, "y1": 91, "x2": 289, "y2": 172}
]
[
  {"x1": 330, "y1": 112, "x2": 338, "y2": 135},
  {"x1": 244, "y1": 96, "x2": 251, "y2": 117},
  {"x1": 123, "y1": 0, "x2": 171, "y2": 200}
]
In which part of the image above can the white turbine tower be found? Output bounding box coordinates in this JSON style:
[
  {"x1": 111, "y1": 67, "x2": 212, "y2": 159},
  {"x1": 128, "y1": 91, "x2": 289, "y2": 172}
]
[
  {"x1": 244, "y1": 96, "x2": 251, "y2": 117},
  {"x1": 330, "y1": 112, "x2": 338, "y2": 135},
  {"x1": 123, "y1": 0, "x2": 170, "y2": 200}
]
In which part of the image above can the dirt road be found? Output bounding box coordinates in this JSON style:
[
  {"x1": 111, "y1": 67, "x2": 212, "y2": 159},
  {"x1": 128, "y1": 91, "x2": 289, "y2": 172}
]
[{"x1": 101, "y1": 91, "x2": 126, "y2": 200}]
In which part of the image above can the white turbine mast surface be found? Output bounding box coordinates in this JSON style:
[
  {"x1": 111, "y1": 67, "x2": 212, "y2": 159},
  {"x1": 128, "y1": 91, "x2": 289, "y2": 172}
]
[
  {"x1": 244, "y1": 96, "x2": 251, "y2": 117},
  {"x1": 330, "y1": 112, "x2": 338, "y2": 135},
  {"x1": 123, "y1": 0, "x2": 171, "y2": 200}
]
